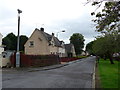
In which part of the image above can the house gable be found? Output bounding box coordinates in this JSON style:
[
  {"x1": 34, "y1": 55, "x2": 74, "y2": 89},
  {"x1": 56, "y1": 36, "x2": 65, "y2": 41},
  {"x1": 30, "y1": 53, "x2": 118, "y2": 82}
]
[
  {"x1": 65, "y1": 44, "x2": 76, "y2": 57},
  {"x1": 24, "y1": 28, "x2": 50, "y2": 55}
]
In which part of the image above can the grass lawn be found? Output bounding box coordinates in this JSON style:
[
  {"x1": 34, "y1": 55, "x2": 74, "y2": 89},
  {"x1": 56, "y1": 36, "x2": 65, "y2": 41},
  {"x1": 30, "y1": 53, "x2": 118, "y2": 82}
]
[
  {"x1": 98, "y1": 59, "x2": 119, "y2": 88},
  {"x1": 75, "y1": 55, "x2": 88, "y2": 58}
]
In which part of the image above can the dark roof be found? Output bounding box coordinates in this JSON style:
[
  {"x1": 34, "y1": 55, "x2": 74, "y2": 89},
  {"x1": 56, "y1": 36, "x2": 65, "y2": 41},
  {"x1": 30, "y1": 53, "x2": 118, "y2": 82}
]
[
  {"x1": 60, "y1": 41, "x2": 64, "y2": 44},
  {"x1": 40, "y1": 29, "x2": 61, "y2": 47},
  {"x1": 65, "y1": 44, "x2": 74, "y2": 52},
  {"x1": 43, "y1": 32, "x2": 52, "y2": 41},
  {"x1": 53, "y1": 37, "x2": 61, "y2": 47}
]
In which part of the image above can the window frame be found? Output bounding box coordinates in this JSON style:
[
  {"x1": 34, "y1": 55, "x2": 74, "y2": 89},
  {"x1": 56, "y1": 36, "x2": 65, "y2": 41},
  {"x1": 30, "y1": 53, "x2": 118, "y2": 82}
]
[{"x1": 29, "y1": 41, "x2": 34, "y2": 47}]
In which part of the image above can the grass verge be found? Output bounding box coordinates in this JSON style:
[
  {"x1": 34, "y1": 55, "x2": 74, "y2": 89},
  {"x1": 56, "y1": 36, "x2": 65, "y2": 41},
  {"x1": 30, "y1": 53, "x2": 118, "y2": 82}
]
[
  {"x1": 98, "y1": 59, "x2": 119, "y2": 88},
  {"x1": 75, "y1": 55, "x2": 88, "y2": 58}
]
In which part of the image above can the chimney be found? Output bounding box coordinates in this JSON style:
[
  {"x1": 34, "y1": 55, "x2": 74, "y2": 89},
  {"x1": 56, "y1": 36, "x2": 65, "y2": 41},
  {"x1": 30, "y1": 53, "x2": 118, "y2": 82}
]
[
  {"x1": 52, "y1": 33, "x2": 54, "y2": 36},
  {"x1": 40, "y1": 27, "x2": 44, "y2": 32},
  {"x1": 35, "y1": 28, "x2": 39, "y2": 30}
]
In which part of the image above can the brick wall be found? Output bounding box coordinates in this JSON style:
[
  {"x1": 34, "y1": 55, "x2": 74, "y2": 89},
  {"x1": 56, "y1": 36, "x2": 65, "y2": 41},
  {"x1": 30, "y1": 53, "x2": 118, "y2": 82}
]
[
  {"x1": 60, "y1": 57, "x2": 80, "y2": 62},
  {"x1": 10, "y1": 53, "x2": 60, "y2": 67}
]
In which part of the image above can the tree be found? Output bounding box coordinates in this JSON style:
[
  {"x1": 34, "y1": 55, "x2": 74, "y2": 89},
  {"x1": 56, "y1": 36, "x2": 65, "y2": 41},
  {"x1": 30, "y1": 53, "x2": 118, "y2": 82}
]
[
  {"x1": 86, "y1": 41, "x2": 94, "y2": 55},
  {"x1": 2, "y1": 33, "x2": 17, "y2": 50},
  {"x1": 2, "y1": 33, "x2": 28, "y2": 52},
  {"x1": 89, "y1": 1, "x2": 120, "y2": 64},
  {"x1": 116, "y1": 34, "x2": 120, "y2": 52},
  {"x1": 91, "y1": 1, "x2": 120, "y2": 34},
  {"x1": 92, "y1": 35, "x2": 117, "y2": 64},
  {"x1": 70, "y1": 33, "x2": 85, "y2": 55},
  {"x1": 20, "y1": 35, "x2": 28, "y2": 52}
]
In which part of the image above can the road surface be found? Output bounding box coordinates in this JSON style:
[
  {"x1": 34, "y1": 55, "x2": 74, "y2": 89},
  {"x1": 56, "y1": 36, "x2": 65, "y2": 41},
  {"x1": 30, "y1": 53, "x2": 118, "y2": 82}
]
[{"x1": 2, "y1": 56, "x2": 96, "y2": 88}]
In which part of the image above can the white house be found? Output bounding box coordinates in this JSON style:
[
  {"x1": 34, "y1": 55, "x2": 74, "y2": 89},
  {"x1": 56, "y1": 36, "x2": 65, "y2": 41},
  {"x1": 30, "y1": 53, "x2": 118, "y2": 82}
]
[
  {"x1": 0, "y1": 33, "x2": 4, "y2": 67},
  {"x1": 58, "y1": 41, "x2": 66, "y2": 57},
  {"x1": 24, "y1": 28, "x2": 66, "y2": 57},
  {"x1": 0, "y1": 33, "x2": 4, "y2": 54},
  {"x1": 65, "y1": 44, "x2": 76, "y2": 57}
]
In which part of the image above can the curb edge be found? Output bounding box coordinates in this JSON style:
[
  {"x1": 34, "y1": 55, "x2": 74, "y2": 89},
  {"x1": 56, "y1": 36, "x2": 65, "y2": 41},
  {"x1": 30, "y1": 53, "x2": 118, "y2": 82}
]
[{"x1": 92, "y1": 60, "x2": 96, "y2": 88}]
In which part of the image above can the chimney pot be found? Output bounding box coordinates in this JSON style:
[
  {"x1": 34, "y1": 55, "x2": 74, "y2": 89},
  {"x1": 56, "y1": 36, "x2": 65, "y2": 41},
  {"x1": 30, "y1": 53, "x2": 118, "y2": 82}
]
[
  {"x1": 40, "y1": 27, "x2": 44, "y2": 32},
  {"x1": 52, "y1": 33, "x2": 54, "y2": 36},
  {"x1": 35, "y1": 28, "x2": 39, "y2": 30}
]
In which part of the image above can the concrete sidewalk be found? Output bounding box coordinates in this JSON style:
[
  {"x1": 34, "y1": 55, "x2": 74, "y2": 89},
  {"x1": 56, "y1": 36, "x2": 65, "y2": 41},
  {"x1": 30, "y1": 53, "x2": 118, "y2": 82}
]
[
  {"x1": 28, "y1": 59, "x2": 83, "y2": 72},
  {"x1": 1, "y1": 63, "x2": 69, "y2": 73},
  {"x1": 28, "y1": 63, "x2": 69, "y2": 72}
]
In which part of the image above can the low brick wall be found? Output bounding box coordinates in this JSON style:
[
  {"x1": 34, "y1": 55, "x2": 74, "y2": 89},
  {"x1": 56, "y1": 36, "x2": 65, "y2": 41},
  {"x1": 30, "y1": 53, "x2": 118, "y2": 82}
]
[
  {"x1": 10, "y1": 53, "x2": 60, "y2": 67},
  {"x1": 60, "y1": 57, "x2": 80, "y2": 62}
]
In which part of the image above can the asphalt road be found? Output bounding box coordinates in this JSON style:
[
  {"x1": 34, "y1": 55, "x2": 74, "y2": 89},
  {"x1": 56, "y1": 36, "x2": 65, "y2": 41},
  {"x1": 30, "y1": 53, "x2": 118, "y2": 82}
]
[{"x1": 2, "y1": 56, "x2": 96, "y2": 88}]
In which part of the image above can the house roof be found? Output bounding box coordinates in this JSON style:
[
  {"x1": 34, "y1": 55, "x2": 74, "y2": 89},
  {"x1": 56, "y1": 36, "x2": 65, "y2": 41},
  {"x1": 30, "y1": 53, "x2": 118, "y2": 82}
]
[
  {"x1": 42, "y1": 31, "x2": 52, "y2": 41},
  {"x1": 40, "y1": 28, "x2": 61, "y2": 47},
  {"x1": 53, "y1": 36, "x2": 61, "y2": 47},
  {"x1": 65, "y1": 44, "x2": 74, "y2": 52}
]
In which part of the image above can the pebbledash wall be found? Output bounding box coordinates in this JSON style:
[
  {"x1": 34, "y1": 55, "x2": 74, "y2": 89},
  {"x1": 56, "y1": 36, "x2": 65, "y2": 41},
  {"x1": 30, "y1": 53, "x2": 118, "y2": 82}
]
[
  {"x1": 0, "y1": 33, "x2": 4, "y2": 67},
  {"x1": 0, "y1": 33, "x2": 4, "y2": 54},
  {"x1": 24, "y1": 29, "x2": 50, "y2": 55}
]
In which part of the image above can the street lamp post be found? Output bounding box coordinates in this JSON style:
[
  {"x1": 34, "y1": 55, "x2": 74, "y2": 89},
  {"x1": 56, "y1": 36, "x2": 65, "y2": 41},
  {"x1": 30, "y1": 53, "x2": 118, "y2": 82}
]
[
  {"x1": 56, "y1": 30, "x2": 65, "y2": 57},
  {"x1": 56, "y1": 30, "x2": 65, "y2": 38},
  {"x1": 16, "y1": 9, "x2": 22, "y2": 67}
]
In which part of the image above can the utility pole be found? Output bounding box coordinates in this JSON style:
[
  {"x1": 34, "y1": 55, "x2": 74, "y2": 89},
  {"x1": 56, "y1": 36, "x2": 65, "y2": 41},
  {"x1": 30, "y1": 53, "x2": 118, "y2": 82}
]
[{"x1": 16, "y1": 9, "x2": 22, "y2": 67}]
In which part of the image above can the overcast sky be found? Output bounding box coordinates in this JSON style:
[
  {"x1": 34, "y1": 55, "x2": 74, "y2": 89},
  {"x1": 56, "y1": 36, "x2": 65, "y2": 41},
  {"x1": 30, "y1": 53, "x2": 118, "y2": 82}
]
[{"x1": 0, "y1": 0, "x2": 100, "y2": 49}]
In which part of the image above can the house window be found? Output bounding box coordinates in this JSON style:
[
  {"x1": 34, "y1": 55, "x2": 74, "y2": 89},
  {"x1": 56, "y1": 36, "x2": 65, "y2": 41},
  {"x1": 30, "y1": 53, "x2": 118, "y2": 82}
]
[{"x1": 29, "y1": 41, "x2": 34, "y2": 47}]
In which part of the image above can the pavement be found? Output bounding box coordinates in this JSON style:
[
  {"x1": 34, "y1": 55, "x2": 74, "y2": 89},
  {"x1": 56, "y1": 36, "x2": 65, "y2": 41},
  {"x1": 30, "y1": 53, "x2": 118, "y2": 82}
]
[
  {"x1": 1, "y1": 63, "x2": 68, "y2": 73},
  {"x1": 28, "y1": 59, "x2": 84, "y2": 72},
  {"x1": 1, "y1": 58, "x2": 83, "y2": 72}
]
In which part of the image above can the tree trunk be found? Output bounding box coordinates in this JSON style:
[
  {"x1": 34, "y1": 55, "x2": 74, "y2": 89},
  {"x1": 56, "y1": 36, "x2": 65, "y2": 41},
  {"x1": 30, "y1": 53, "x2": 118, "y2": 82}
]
[{"x1": 109, "y1": 55, "x2": 114, "y2": 64}]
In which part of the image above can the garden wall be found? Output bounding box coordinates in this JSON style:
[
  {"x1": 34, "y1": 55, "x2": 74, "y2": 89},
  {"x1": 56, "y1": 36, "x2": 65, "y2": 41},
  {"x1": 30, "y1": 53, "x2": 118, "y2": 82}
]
[
  {"x1": 10, "y1": 53, "x2": 60, "y2": 67},
  {"x1": 60, "y1": 57, "x2": 80, "y2": 62}
]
